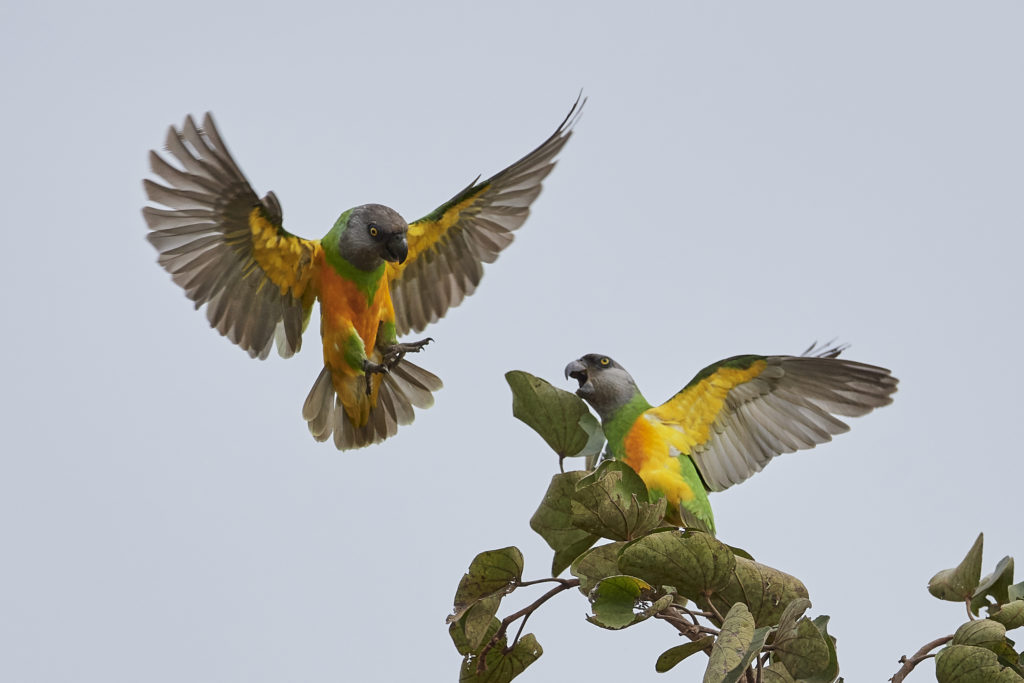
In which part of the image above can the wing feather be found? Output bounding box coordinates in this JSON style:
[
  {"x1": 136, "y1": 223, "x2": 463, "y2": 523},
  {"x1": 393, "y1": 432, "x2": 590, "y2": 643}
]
[
  {"x1": 143, "y1": 113, "x2": 321, "y2": 359},
  {"x1": 386, "y1": 96, "x2": 583, "y2": 335},
  {"x1": 647, "y1": 347, "x2": 898, "y2": 492}
]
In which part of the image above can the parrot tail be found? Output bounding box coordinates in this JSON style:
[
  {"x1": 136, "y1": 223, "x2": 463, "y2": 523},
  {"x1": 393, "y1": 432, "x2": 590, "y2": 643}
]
[{"x1": 301, "y1": 360, "x2": 442, "y2": 450}]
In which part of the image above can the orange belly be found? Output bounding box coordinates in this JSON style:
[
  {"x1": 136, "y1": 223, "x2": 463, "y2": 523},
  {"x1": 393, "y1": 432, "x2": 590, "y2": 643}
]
[{"x1": 316, "y1": 254, "x2": 395, "y2": 426}]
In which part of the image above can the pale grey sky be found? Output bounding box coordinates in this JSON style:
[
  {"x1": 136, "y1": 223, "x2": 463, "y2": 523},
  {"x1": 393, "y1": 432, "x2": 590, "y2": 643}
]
[{"x1": 2, "y1": 1, "x2": 1022, "y2": 681}]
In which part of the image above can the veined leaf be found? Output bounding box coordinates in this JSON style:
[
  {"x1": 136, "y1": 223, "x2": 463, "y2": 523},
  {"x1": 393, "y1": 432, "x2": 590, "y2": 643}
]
[
  {"x1": 656, "y1": 638, "x2": 715, "y2": 673},
  {"x1": 618, "y1": 529, "x2": 735, "y2": 601},
  {"x1": 450, "y1": 547, "x2": 524, "y2": 623},
  {"x1": 930, "y1": 533, "x2": 985, "y2": 603},
  {"x1": 529, "y1": 472, "x2": 599, "y2": 575},
  {"x1": 935, "y1": 644, "x2": 1024, "y2": 682},
  {"x1": 703, "y1": 603, "x2": 770, "y2": 683},
  {"x1": 705, "y1": 556, "x2": 809, "y2": 628},
  {"x1": 570, "y1": 461, "x2": 665, "y2": 541},
  {"x1": 506, "y1": 371, "x2": 602, "y2": 459}
]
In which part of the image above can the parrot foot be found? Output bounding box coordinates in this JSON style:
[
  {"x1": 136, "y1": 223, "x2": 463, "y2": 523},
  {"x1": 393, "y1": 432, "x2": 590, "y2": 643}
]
[
  {"x1": 362, "y1": 359, "x2": 390, "y2": 395},
  {"x1": 361, "y1": 338, "x2": 433, "y2": 395},
  {"x1": 380, "y1": 337, "x2": 433, "y2": 368}
]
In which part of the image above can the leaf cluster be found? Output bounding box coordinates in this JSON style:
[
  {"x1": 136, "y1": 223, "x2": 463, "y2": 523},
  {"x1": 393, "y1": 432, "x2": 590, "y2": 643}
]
[
  {"x1": 896, "y1": 533, "x2": 1024, "y2": 682},
  {"x1": 564, "y1": 483, "x2": 838, "y2": 682},
  {"x1": 444, "y1": 372, "x2": 845, "y2": 682},
  {"x1": 450, "y1": 370, "x2": 1024, "y2": 682},
  {"x1": 448, "y1": 547, "x2": 546, "y2": 682}
]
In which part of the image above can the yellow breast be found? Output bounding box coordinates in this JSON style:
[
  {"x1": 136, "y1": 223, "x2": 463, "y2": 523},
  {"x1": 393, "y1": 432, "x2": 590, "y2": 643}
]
[{"x1": 622, "y1": 416, "x2": 696, "y2": 505}]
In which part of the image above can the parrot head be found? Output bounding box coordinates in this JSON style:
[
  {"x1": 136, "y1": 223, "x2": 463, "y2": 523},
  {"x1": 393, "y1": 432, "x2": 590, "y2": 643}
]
[
  {"x1": 334, "y1": 203, "x2": 409, "y2": 270},
  {"x1": 565, "y1": 354, "x2": 640, "y2": 421}
]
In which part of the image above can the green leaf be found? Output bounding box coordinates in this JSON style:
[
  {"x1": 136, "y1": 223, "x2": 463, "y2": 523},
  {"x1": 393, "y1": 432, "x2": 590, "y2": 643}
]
[
  {"x1": 450, "y1": 547, "x2": 524, "y2": 623},
  {"x1": 772, "y1": 598, "x2": 812, "y2": 645},
  {"x1": 974, "y1": 557, "x2": 1015, "y2": 614},
  {"x1": 772, "y1": 618, "x2": 830, "y2": 680},
  {"x1": 935, "y1": 644, "x2": 1024, "y2": 682},
  {"x1": 458, "y1": 633, "x2": 544, "y2": 683},
  {"x1": 570, "y1": 461, "x2": 666, "y2": 541},
  {"x1": 705, "y1": 556, "x2": 809, "y2": 628},
  {"x1": 643, "y1": 593, "x2": 677, "y2": 618},
  {"x1": 570, "y1": 541, "x2": 627, "y2": 595},
  {"x1": 992, "y1": 601, "x2": 1024, "y2": 631},
  {"x1": 450, "y1": 616, "x2": 500, "y2": 657},
  {"x1": 704, "y1": 602, "x2": 753, "y2": 682},
  {"x1": 451, "y1": 614, "x2": 545, "y2": 683},
  {"x1": 506, "y1": 371, "x2": 601, "y2": 459},
  {"x1": 618, "y1": 529, "x2": 736, "y2": 602},
  {"x1": 727, "y1": 544, "x2": 755, "y2": 561},
  {"x1": 954, "y1": 619, "x2": 1009, "y2": 653},
  {"x1": 807, "y1": 615, "x2": 841, "y2": 683},
  {"x1": 703, "y1": 603, "x2": 770, "y2": 683},
  {"x1": 655, "y1": 638, "x2": 715, "y2": 673},
  {"x1": 951, "y1": 618, "x2": 1022, "y2": 673},
  {"x1": 930, "y1": 533, "x2": 985, "y2": 603},
  {"x1": 997, "y1": 643, "x2": 1022, "y2": 675},
  {"x1": 460, "y1": 597, "x2": 502, "y2": 651},
  {"x1": 576, "y1": 411, "x2": 606, "y2": 463},
  {"x1": 529, "y1": 472, "x2": 600, "y2": 575},
  {"x1": 587, "y1": 575, "x2": 654, "y2": 629},
  {"x1": 762, "y1": 662, "x2": 797, "y2": 683},
  {"x1": 576, "y1": 459, "x2": 648, "y2": 493},
  {"x1": 1010, "y1": 582, "x2": 1024, "y2": 603}
]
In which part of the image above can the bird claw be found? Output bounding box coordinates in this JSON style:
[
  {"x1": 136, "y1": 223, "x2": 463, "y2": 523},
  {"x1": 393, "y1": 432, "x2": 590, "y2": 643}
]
[
  {"x1": 361, "y1": 338, "x2": 433, "y2": 395},
  {"x1": 362, "y1": 359, "x2": 389, "y2": 395},
  {"x1": 380, "y1": 337, "x2": 433, "y2": 368}
]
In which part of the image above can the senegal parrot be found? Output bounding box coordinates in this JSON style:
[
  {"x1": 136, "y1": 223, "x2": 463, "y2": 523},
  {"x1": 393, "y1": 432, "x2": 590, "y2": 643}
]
[
  {"x1": 144, "y1": 98, "x2": 582, "y2": 450},
  {"x1": 564, "y1": 345, "x2": 897, "y2": 534}
]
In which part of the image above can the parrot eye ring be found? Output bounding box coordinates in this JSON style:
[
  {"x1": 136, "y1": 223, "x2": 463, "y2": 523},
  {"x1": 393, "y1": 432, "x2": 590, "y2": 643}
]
[
  {"x1": 368, "y1": 224, "x2": 380, "y2": 238},
  {"x1": 599, "y1": 357, "x2": 611, "y2": 367}
]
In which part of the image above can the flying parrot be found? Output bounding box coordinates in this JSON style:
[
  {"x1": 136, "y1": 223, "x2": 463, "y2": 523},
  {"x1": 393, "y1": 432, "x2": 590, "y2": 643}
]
[
  {"x1": 564, "y1": 345, "x2": 897, "y2": 535},
  {"x1": 143, "y1": 97, "x2": 582, "y2": 450}
]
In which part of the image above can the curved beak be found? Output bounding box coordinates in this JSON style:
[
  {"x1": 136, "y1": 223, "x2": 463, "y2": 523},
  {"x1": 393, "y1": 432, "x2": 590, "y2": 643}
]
[
  {"x1": 565, "y1": 359, "x2": 588, "y2": 387},
  {"x1": 385, "y1": 234, "x2": 408, "y2": 264}
]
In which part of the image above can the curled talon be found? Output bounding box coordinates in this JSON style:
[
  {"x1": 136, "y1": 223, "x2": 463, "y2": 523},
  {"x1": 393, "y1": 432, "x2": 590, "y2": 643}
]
[
  {"x1": 362, "y1": 359, "x2": 389, "y2": 395},
  {"x1": 380, "y1": 337, "x2": 434, "y2": 370}
]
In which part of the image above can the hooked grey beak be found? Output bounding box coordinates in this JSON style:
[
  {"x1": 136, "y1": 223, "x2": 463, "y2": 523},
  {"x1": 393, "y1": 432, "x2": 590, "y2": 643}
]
[
  {"x1": 565, "y1": 359, "x2": 588, "y2": 387},
  {"x1": 385, "y1": 234, "x2": 408, "y2": 264}
]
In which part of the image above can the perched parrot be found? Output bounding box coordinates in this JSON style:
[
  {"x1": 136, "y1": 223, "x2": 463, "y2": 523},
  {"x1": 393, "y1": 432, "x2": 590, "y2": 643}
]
[
  {"x1": 144, "y1": 98, "x2": 582, "y2": 449},
  {"x1": 564, "y1": 345, "x2": 897, "y2": 534}
]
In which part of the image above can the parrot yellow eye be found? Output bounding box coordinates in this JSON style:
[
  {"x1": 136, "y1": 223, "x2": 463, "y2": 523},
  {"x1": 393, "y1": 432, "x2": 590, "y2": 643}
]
[
  {"x1": 599, "y1": 357, "x2": 610, "y2": 367},
  {"x1": 368, "y1": 225, "x2": 380, "y2": 237}
]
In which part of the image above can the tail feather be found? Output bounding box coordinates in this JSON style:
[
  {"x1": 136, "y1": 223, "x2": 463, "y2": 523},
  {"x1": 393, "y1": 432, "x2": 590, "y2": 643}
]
[
  {"x1": 302, "y1": 366, "x2": 335, "y2": 442},
  {"x1": 302, "y1": 358, "x2": 443, "y2": 450},
  {"x1": 389, "y1": 361, "x2": 442, "y2": 409}
]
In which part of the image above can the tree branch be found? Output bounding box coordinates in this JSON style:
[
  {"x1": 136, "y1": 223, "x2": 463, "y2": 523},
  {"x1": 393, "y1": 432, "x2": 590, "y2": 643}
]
[
  {"x1": 704, "y1": 594, "x2": 725, "y2": 624},
  {"x1": 889, "y1": 635, "x2": 953, "y2": 682},
  {"x1": 655, "y1": 611, "x2": 702, "y2": 640},
  {"x1": 678, "y1": 605, "x2": 716, "y2": 621},
  {"x1": 477, "y1": 578, "x2": 581, "y2": 673},
  {"x1": 655, "y1": 606, "x2": 719, "y2": 646},
  {"x1": 516, "y1": 577, "x2": 577, "y2": 588}
]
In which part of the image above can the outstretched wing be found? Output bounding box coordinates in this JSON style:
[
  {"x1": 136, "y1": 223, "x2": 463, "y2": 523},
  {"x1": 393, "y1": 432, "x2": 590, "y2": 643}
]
[
  {"x1": 143, "y1": 114, "x2": 322, "y2": 359},
  {"x1": 387, "y1": 96, "x2": 584, "y2": 335},
  {"x1": 646, "y1": 346, "x2": 898, "y2": 492}
]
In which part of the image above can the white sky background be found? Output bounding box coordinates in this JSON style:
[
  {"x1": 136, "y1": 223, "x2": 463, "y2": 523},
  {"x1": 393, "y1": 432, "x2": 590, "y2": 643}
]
[{"x1": 2, "y1": 1, "x2": 1022, "y2": 680}]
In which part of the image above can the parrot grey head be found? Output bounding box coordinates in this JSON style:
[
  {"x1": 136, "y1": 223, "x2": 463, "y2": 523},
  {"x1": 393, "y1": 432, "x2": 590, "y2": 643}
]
[
  {"x1": 336, "y1": 203, "x2": 409, "y2": 271},
  {"x1": 565, "y1": 354, "x2": 640, "y2": 421}
]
